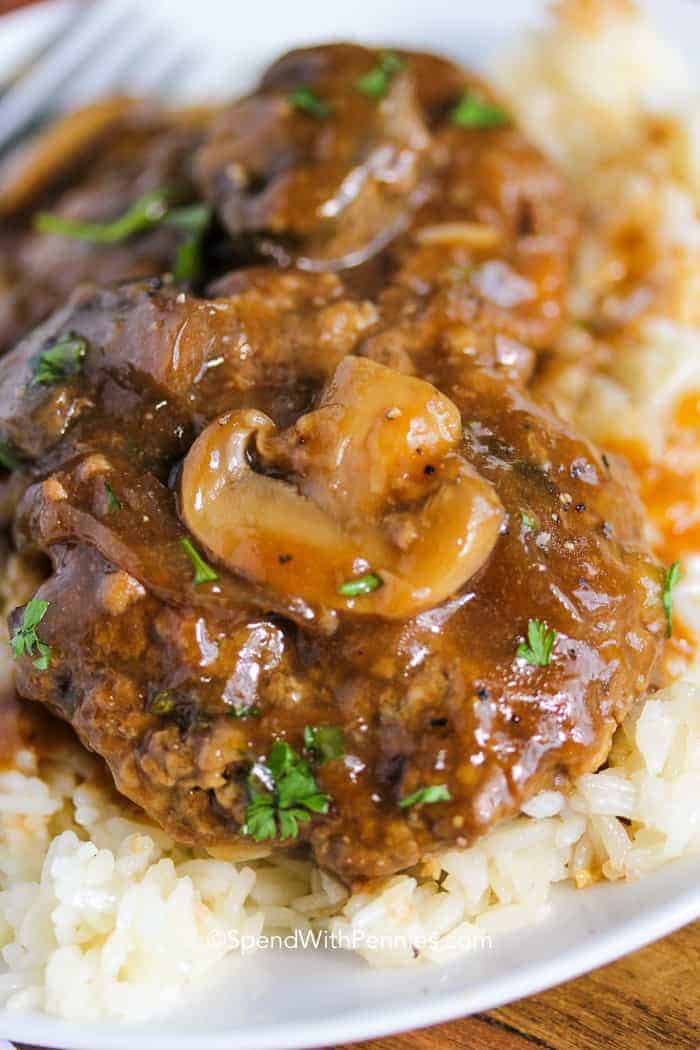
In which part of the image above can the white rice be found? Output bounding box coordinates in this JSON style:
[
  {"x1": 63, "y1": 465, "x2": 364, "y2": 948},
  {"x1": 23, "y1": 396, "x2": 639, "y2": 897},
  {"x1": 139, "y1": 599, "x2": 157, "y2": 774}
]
[{"x1": 2, "y1": 0, "x2": 700, "y2": 1022}]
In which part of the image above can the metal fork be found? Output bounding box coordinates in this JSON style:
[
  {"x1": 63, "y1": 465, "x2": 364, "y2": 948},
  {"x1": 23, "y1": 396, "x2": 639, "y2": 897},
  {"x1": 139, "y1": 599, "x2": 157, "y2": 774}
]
[{"x1": 0, "y1": 0, "x2": 199, "y2": 153}]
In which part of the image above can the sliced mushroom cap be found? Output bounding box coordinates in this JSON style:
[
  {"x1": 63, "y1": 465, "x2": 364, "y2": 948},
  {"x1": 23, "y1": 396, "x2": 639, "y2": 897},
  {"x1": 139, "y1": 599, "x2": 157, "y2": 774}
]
[
  {"x1": 180, "y1": 357, "x2": 504, "y2": 618},
  {"x1": 194, "y1": 44, "x2": 431, "y2": 271}
]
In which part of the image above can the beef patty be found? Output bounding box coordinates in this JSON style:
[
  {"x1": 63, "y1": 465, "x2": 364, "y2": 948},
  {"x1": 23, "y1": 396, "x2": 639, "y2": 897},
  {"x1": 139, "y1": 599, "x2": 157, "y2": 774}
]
[{"x1": 3, "y1": 273, "x2": 664, "y2": 884}]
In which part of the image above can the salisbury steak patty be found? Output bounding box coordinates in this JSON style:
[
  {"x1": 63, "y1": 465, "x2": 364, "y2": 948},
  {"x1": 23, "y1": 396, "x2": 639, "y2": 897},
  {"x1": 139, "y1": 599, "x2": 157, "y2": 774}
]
[{"x1": 6, "y1": 282, "x2": 664, "y2": 881}]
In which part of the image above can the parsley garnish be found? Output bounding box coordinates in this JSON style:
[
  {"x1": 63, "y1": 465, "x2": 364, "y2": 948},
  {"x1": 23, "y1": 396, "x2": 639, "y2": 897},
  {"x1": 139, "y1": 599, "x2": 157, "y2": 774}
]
[
  {"x1": 35, "y1": 188, "x2": 172, "y2": 243},
  {"x1": 399, "y1": 784, "x2": 451, "y2": 809},
  {"x1": 304, "y1": 724, "x2": 345, "y2": 763},
  {"x1": 10, "y1": 598, "x2": 51, "y2": 670},
  {"x1": 450, "y1": 92, "x2": 510, "y2": 130},
  {"x1": 35, "y1": 190, "x2": 212, "y2": 283},
  {"x1": 32, "y1": 332, "x2": 87, "y2": 386},
  {"x1": 520, "y1": 511, "x2": 536, "y2": 530},
  {"x1": 226, "y1": 703, "x2": 260, "y2": 719},
  {"x1": 516, "y1": 618, "x2": 556, "y2": 667},
  {"x1": 166, "y1": 202, "x2": 213, "y2": 282},
  {"x1": 244, "y1": 741, "x2": 331, "y2": 841},
  {"x1": 356, "y1": 51, "x2": 403, "y2": 99},
  {"x1": 104, "y1": 480, "x2": 122, "y2": 514},
  {"x1": 0, "y1": 439, "x2": 21, "y2": 472},
  {"x1": 180, "y1": 537, "x2": 219, "y2": 585},
  {"x1": 338, "y1": 572, "x2": 382, "y2": 597},
  {"x1": 662, "y1": 561, "x2": 681, "y2": 638},
  {"x1": 288, "y1": 87, "x2": 332, "y2": 119},
  {"x1": 150, "y1": 691, "x2": 175, "y2": 715}
]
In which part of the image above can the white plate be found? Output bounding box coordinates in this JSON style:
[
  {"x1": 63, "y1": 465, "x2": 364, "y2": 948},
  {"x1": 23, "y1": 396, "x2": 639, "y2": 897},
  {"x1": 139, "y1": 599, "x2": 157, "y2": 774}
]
[{"x1": 1, "y1": 2, "x2": 700, "y2": 1047}]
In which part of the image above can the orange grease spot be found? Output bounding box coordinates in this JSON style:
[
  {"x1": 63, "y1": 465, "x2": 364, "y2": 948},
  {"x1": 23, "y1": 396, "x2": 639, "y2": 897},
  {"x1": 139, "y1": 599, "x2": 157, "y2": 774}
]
[{"x1": 611, "y1": 391, "x2": 700, "y2": 565}]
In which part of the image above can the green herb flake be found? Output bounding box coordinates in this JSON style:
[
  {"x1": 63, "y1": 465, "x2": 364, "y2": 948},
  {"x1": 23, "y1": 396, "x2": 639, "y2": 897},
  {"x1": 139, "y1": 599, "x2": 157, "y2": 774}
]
[
  {"x1": 244, "y1": 741, "x2": 331, "y2": 842},
  {"x1": 35, "y1": 190, "x2": 212, "y2": 284},
  {"x1": 35, "y1": 188, "x2": 171, "y2": 243},
  {"x1": 399, "y1": 784, "x2": 451, "y2": 809},
  {"x1": 32, "y1": 332, "x2": 87, "y2": 386},
  {"x1": 520, "y1": 511, "x2": 536, "y2": 531},
  {"x1": 288, "y1": 87, "x2": 333, "y2": 119},
  {"x1": 10, "y1": 597, "x2": 52, "y2": 670},
  {"x1": 226, "y1": 703, "x2": 260, "y2": 719},
  {"x1": 165, "y1": 201, "x2": 213, "y2": 282},
  {"x1": 0, "y1": 439, "x2": 21, "y2": 472},
  {"x1": 450, "y1": 92, "x2": 510, "y2": 130},
  {"x1": 662, "y1": 561, "x2": 682, "y2": 638},
  {"x1": 516, "y1": 618, "x2": 556, "y2": 668},
  {"x1": 180, "y1": 537, "x2": 219, "y2": 586},
  {"x1": 104, "y1": 480, "x2": 122, "y2": 514},
  {"x1": 356, "y1": 50, "x2": 403, "y2": 99},
  {"x1": 150, "y1": 691, "x2": 175, "y2": 715},
  {"x1": 245, "y1": 796, "x2": 277, "y2": 841},
  {"x1": 304, "y1": 724, "x2": 345, "y2": 763},
  {"x1": 338, "y1": 572, "x2": 382, "y2": 597}
]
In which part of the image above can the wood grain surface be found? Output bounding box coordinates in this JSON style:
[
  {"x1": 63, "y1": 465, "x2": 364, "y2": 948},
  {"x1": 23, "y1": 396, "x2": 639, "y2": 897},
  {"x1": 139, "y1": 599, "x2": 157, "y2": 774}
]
[{"x1": 338, "y1": 920, "x2": 699, "y2": 1050}]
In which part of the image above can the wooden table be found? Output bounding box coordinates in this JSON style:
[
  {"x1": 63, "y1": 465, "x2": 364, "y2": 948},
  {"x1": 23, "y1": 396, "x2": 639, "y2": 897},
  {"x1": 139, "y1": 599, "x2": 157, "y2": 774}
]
[{"x1": 339, "y1": 921, "x2": 699, "y2": 1050}]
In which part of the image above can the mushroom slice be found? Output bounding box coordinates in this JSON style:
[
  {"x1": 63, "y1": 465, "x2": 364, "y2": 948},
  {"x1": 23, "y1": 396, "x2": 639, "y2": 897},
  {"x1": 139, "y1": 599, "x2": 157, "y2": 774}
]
[{"x1": 180, "y1": 357, "x2": 504, "y2": 618}]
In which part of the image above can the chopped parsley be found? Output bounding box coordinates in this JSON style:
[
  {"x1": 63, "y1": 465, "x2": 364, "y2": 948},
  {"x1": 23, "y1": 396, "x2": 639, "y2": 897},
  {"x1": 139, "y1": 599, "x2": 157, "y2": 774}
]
[
  {"x1": 180, "y1": 537, "x2": 219, "y2": 585},
  {"x1": 516, "y1": 618, "x2": 556, "y2": 667},
  {"x1": 0, "y1": 439, "x2": 21, "y2": 472},
  {"x1": 32, "y1": 332, "x2": 87, "y2": 386},
  {"x1": 104, "y1": 480, "x2": 122, "y2": 514},
  {"x1": 244, "y1": 741, "x2": 331, "y2": 841},
  {"x1": 356, "y1": 50, "x2": 403, "y2": 99},
  {"x1": 304, "y1": 724, "x2": 345, "y2": 763},
  {"x1": 35, "y1": 189, "x2": 212, "y2": 283},
  {"x1": 165, "y1": 201, "x2": 213, "y2": 282},
  {"x1": 338, "y1": 572, "x2": 382, "y2": 597},
  {"x1": 150, "y1": 691, "x2": 175, "y2": 715},
  {"x1": 35, "y1": 188, "x2": 172, "y2": 243},
  {"x1": 288, "y1": 87, "x2": 332, "y2": 119},
  {"x1": 662, "y1": 561, "x2": 682, "y2": 638},
  {"x1": 226, "y1": 703, "x2": 260, "y2": 719},
  {"x1": 520, "y1": 511, "x2": 536, "y2": 531},
  {"x1": 10, "y1": 598, "x2": 51, "y2": 670},
  {"x1": 450, "y1": 92, "x2": 510, "y2": 130},
  {"x1": 399, "y1": 784, "x2": 451, "y2": 809}
]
